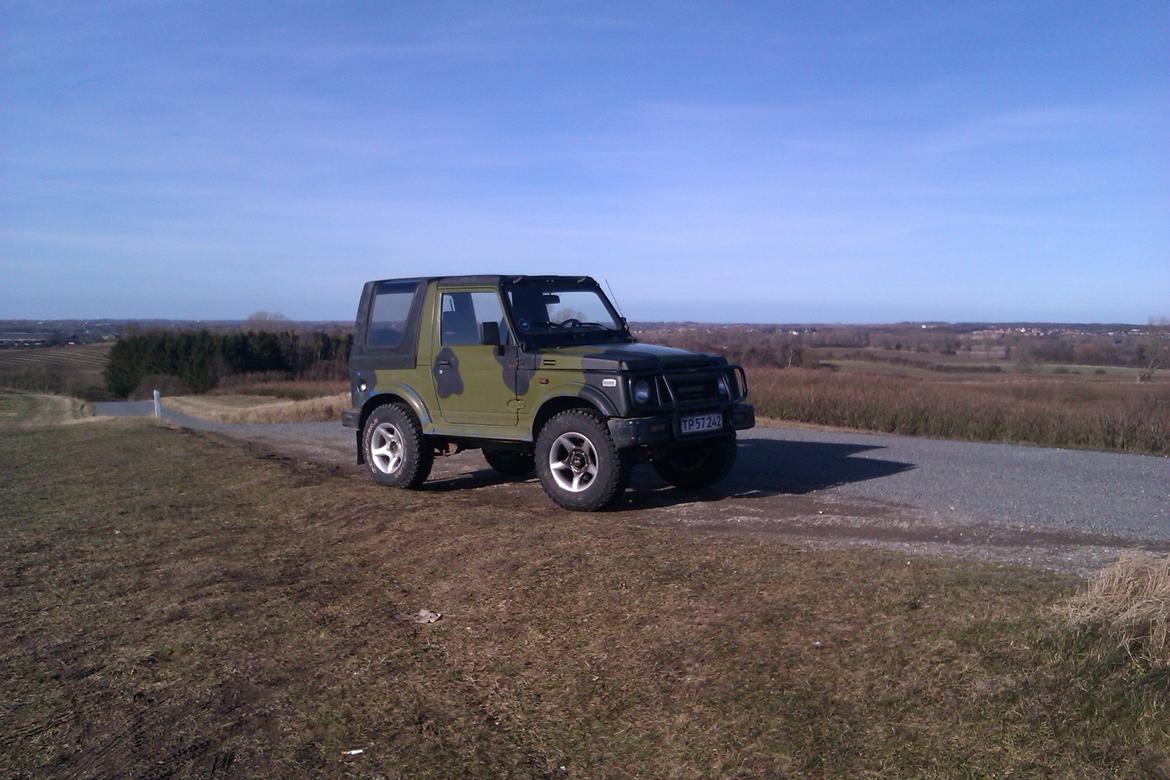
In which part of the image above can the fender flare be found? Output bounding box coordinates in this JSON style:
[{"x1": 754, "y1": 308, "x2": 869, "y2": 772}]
[
  {"x1": 529, "y1": 384, "x2": 619, "y2": 441},
  {"x1": 361, "y1": 382, "x2": 433, "y2": 429},
  {"x1": 576, "y1": 384, "x2": 619, "y2": 417}
]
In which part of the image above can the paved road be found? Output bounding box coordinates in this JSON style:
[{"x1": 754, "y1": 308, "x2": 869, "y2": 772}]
[
  {"x1": 95, "y1": 401, "x2": 1169, "y2": 569},
  {"x1": 730, "y1": 426, "x2": 1169, "y2": 542}
]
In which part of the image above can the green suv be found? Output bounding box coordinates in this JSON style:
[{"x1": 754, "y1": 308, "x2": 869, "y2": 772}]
[{"x1": 341, "y1": 275, "x2": 754, "y2": 510}]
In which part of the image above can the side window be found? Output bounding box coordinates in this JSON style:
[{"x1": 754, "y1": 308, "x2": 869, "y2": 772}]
[
  {"x1": 367, "y1": 282, "x2": 416, "y2": 348},
  {"x1": 440, "y1": 291, "x2": 505, "y2": 346}
]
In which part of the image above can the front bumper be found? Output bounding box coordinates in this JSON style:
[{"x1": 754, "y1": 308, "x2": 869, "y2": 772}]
[{"x1": 608, "y1": 402, "x2": 754, "y2": 449}]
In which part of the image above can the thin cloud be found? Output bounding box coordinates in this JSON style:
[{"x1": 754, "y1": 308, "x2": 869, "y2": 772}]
[{"x1": 917, "y1": 105, "x2": 1133, "y2": 155}]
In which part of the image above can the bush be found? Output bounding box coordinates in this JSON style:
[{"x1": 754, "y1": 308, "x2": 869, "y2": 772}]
[{"x1": 1064, "y1": 553, "x2": 1170, "y2": 670}]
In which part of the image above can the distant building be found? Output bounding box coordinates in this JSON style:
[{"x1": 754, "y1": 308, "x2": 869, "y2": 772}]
[{"x1": 0, "y1": 333, "x2": 52, "y2": 347}]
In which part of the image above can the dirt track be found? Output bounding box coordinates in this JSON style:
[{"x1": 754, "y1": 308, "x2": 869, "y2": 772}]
[{"x1": 95, "y1": 401, "x2": 1170, "y2": 573}]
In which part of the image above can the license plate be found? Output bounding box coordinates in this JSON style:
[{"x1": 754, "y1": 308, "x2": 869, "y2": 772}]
[{"x1": 680, "y1": 412, "x2": 723, "y2": 435}]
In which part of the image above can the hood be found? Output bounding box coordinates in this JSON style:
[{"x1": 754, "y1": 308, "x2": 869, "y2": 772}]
[{"x1": 542, "y1": 342, "x2": 726, "y2": 372}]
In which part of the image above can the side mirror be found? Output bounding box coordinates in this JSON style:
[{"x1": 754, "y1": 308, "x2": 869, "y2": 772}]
[{"x1": 480, "y1": 321, "x2": 500, "y2": 347}]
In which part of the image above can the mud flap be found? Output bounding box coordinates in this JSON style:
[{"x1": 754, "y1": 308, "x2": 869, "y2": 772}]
[{"x1": 356, "y1": 430, "x2": 365, "y2": 465}]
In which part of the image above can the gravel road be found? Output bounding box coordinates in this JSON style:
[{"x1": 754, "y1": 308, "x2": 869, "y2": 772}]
[
  {"x1": 734, "y1": 426, "x2": 1169, "y2": 542},
  {"x1": 95, "y1": 401, "x2": 1169, "y2": 572}
]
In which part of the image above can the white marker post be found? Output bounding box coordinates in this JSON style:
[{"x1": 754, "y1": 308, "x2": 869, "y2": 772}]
[{"x1": 153, "y1": 389, "x2": 161, "y2": 419}]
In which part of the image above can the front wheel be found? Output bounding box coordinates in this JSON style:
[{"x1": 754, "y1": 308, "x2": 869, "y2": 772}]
[
  {"x1": 362, "y1": 403, "x2": 433, "y2": 488},
  {"x1": 535, "y1": 410, "x2": 629, "y2": 511},
  {"x1": 652, "y1": 435, "x2": 737, "y2": 490}
]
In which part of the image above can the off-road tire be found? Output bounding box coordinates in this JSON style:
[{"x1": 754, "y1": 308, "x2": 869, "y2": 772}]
[
  {"x1": 535, "y1": 409, "x2": 630, "y2": 511},
  {"x1": 653, "y1": 434, "x2": 737, "y2": 490},
  {"x1": 362, "y1": 403, "x2": 433, "y2": 488},
  {"x1": 483, "y1": 447, "x2": 536, "y2": 477}
]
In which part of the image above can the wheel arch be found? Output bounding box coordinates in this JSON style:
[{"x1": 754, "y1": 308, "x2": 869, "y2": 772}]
[
  {"x1": 359, "y1": 388, "x2": 430, "y2": 431},
  {"x1": 531, "y1": 395, "x2": 604, "y2": 440}
]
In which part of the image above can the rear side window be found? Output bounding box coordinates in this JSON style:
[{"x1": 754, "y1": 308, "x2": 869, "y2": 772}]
[
  {"x1": 368, "y1": 282, "x2": 417, "y2": 348},
  {"x1": 440, "y1": 291, "x2": 505, "y2": 346}
]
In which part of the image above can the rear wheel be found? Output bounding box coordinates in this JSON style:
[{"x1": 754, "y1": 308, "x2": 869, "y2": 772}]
[
  {"x1": 483, "y1": 447, "x2": 535, "y2": 477},
  {"x1": 362, "y1": 403, "x2": 433, "y2": 488},
  {"x1": 652, "y1": 435, "x2": 737, "y2": 489},
  {"x1": 535, "y1": 410, "x2": 629, "y2": 511}
]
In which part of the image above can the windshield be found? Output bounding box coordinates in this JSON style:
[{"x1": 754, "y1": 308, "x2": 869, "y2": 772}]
[{"x1": 504, "y1": 282, "x2": 629, "y2": 345}]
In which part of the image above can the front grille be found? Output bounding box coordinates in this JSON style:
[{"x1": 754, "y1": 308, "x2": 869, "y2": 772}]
[{"x1": 664, "y1": 374, "x2": 721, "y2": 403}]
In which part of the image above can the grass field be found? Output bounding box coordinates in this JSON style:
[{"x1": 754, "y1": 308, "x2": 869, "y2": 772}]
[
  {"x1": 214, "y1": 377, "x2": 348, "y2": 400},
  {"x1": 0, "y1": 342, "x2": 113, "y2": 397},
  {"x1": 644, "y1": 330, "x2": 1170, "y2": 454},
  {"x1": 809, "y1": 346, "x2": 1164, "y2": 377},
  {"x1": 162, "y1": 392, "x2": 349, "y2": 423},
  {"x1": 750, "y1": 366, "x2": 1170, "y2": 455},
  {"x1": 140, "y1": 360, "x2": 1170, "y2": 454},
  {"x1": 0, "y1": 388, "x2": 93, "y2": 428},
  {"x1": 2, "y1": 419, "x2": 1167, "y2": 778},
  {"x1": 5, "y1": 338, "x2": 1169, "y2": 454}
]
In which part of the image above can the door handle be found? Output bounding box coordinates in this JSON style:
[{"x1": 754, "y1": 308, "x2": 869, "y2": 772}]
[{"x1": 436, "y1": 359, "x2": 452, "y2": 368}]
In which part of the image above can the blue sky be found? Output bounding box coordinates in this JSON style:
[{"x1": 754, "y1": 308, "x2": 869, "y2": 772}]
[{"x1": 2, "y1": 2, "x2": 1167, "y2": 323}]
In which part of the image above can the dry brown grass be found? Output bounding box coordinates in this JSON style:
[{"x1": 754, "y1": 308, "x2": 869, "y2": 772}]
[
  {"x1": 646, "y1": 326, "x2": 1170, "y2": 453},
  {"x1": 0, "y1": 389, "x2": 95, "y2": 428},
  {"x1": 750, "y1": 367, "x2": 1170, "y2": 454},
  {"x1": 162, "y1": 392, "x2": 349, "y2": 423},
  {"x1": 214, "y1": 375, "x2": 348, "y2": 400},
  {"x1": 1065, "y1": 552, "x2": 1170, "y2": 669},
  {"x1": 2, "y1": 422, "x2": 1167, "y2": 777}
]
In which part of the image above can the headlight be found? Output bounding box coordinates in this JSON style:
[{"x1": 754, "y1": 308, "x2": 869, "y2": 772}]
[
  {"x1": 632, "y1": 379, "x2": 652, "y2": 404},
  {"x1": 716, "y1": 375, "x2": 731, "y2": 398}
]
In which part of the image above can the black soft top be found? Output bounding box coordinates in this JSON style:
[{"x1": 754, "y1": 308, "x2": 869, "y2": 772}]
[{"x1": 365, "y1": 275, "x2": 599, "y2": 287}]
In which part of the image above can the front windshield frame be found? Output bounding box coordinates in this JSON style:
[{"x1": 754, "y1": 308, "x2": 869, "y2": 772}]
[{"x1": 501, "y1": 279, "x2": 632, "y2": 348}]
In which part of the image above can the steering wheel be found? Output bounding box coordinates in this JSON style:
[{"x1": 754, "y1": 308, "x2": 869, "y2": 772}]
[{"x1": 558, "y1": 318, "x2": 581, "y2": 328}]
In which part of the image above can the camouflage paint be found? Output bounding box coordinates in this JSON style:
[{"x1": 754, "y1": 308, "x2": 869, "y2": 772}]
[
  {"x1": 432, "y1": 346, "x2": 462, "y2": 397},
  {"x1": 495, "y1": 350, "x2": 532, "y2": 396},
  {"x1": 425, "y1": 285, "x2": 518, "y2": 426}
]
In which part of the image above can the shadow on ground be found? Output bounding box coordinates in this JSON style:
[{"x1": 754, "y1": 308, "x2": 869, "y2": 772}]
[
  {"x1": 422, "y1": 468, "x2": 516, "y2": 493},
  {"x1": 617, "y1": 438, "x2": 915, "y2": 510},
  {"x1": 422, "y1": 437, "x2": 915, "y2": 509},
  {"x1": 722, "y1": 438, "x2": 915, "y2": 495}
]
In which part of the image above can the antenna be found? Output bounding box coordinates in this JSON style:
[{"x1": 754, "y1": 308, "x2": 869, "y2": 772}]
[{"x1": 605, "y1": 278, "x2": 625, "y2": 318}]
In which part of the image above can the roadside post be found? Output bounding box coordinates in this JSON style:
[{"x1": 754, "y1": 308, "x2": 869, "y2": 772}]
[{"x1": 153, "y1": 389, "x2": 161, "y2": 419}]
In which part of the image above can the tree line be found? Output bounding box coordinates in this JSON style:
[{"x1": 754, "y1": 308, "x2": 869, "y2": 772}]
[{"x1": 104, "y1": 330, "x2": 351, "y2": 397}]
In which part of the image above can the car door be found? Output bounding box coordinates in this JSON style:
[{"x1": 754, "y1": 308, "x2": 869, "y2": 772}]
[{"x1": 431, "y1": 288, "x2": 518, "y2": 426}]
